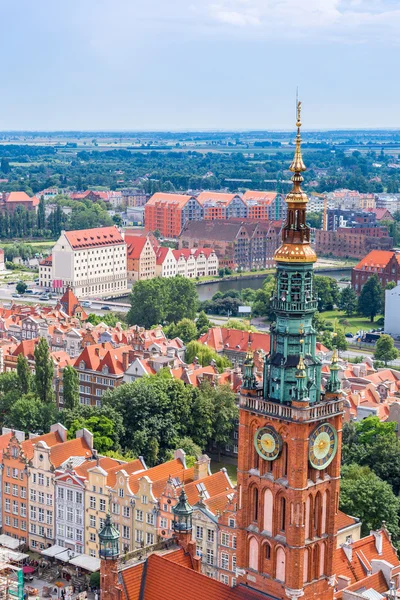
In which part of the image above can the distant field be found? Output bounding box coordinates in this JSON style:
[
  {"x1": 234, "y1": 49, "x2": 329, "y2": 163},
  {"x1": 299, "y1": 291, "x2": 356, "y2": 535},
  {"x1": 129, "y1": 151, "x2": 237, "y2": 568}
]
[{"x1": 1, "y1": 240, "x2": 55, "y2": 249}]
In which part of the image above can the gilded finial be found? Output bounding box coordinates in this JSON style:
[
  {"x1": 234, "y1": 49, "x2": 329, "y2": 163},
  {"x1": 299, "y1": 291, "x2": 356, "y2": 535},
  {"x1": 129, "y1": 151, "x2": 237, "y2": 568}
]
[
  {"x1": 332, "y1": 347, "x2": 339, "y2": 364},
  {"x1": 289, "y1": 100, "x2": 306, "y2": 174},
  {"x1": 296, "y1": 353, "x2": 306, "y2": 376}
]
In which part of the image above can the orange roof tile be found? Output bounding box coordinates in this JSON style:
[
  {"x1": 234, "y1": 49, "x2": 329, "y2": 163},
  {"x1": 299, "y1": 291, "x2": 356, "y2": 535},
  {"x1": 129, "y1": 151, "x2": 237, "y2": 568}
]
[
  {"x1": 21, "y1": 431, "x2": 63, "y2": 460},
  {"x1": 334, "y1": 529, "x2": 399, "y2": 586},
  {"x1": 337, "y1": 511, "x2": 359, "y2": 531},
  {"x1": 354, "y1": 250, "x2": 397, "y2": 270},
  {"x1": 58, "y1": 287, "x2": 87, "y2": 319},
  {"x1": 199, "y1": 328, "x2": 270, "y2": 354},
  {"x1": 49, "y1": 437, "x2": 92, "y2": 468},
  {"x1": 123, "y1": 552, "x2": 264, "y2": 600},
  {"x1": 146, "y1": 193, "x2": 195, "y2": 209},
  {"x1": 106, "y1": 458, "x2": 146, "y2": 488},
  {"x1": 125, "y1": 236, "x2": 149, "y2": 260},
  {"x1": 242, "y1": 190, "x2": 278, "y2": 205},
  {"x1": 64, "y1": 226, "x2": 124, "y2": 250},
  {"x1": 74, "y1": 456, "x2": 123, "y2": 478},
  {"x1": 197, "y1": 191, "x2": 243, "y2": 206}
]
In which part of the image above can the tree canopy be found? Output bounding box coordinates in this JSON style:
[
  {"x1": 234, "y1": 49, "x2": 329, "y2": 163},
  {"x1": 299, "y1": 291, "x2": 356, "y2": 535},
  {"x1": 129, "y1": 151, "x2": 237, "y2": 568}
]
[
  {"x1": 358, "y1": 275, "x2": 383, "y2": 322},
  {"x1": 374, "y1": 334, "x2": 399, "y2": 366}
]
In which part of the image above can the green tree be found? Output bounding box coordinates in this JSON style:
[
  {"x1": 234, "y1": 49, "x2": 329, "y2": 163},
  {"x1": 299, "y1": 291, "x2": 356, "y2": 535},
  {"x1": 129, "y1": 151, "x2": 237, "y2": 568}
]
[
  {"x1": 196, "y1": 311, "x2": 212, "y2": 336},
  {"x1": 222, "y1": 319, "x2": 257, "y2": 332},
  {"x1": 342, "y1": 417, "x2": 400, "y2": 495},
  {"x1": 314, "y1": 276, "x2": 340, "y2": 311},
  {"x1": 189, "y1": 386, "x2": 215, "y2": 449},
  {"x1": 102, "y1": 373, "x2": 193, "y2": 465},
  {"x1": 37, "y1": 195, "x2": 46, "y2": 230},
  {"x1": 358, "y1": 275, "x2": 383, "y2": 322},
  {"x1": 170, "y1": 319, "x2": 198, "y2": 344},
  {"x1": 62, "y1": 404, "x2": 124, "y2": 449},
  {"x1": 208, "y1": 383, "x2": 238, "y2": 461},
  {"x1": 4, "y1": 393, "x2": 57, "y2": 434},
  {"x1": 166, "y1": 436, "x2": 202, "y2": 468},
  {"x1": 340, "y1": 464, "x2": 400, "y2": 540},
  {"x1": 374, "y1": 334, "x2": 399, "y2": 366},
  {"x1": 127, "y1": 278, "x2": 166, "y2": 328},
  {"x1": 34, "y1": 338, "x2": 55, "y2": 404},
  {"x1": 0, "y1": 158, "x2": 10, "y2": 174},
  {"x1": 252, "y1": 276, "x2": 275, "y2": 318},
  {"x1": 0, "y1": 372, "x2": 23, "y2": 424},
  {"x1": 17, "y1": 354, "x2": 31, "y2": 395},
  {"x1": 318, "y1": 328, "x2": 348, "y2": 351},
  {"x1": 68, "y1": 415, "x2": 116, "y2": 453},
  {"x1": 185, "y1": 340, "x2": 231, "y2": 372},
  {"x1": 16, "y1": 281, "x2": 27, "y2": 295},
  {"x1": 306, "y1": 211, "x2": 323, "y2": 229},
  {"x1": 338, "y1": 287, "x2": 358, "y2": 317},
  {"x1": 62, "y1": 365, "x2": 79, "y2": 410},
  {"x1": 166, "y1": 278, "x2": 198, "y2": 324}
]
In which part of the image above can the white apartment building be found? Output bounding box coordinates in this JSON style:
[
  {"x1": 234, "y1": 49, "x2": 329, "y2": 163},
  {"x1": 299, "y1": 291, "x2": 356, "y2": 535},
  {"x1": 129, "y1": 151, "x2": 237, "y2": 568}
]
[
  {"x1": 39, "y1": 226, "x2": 127, "y2": 298},
  {"x1": 155, "y1": 247, "x2": 177, "y2": 278},
  {"x1": 171, "y1": 249, "x2": 219, "y2": 278},
  {"x1": 385, "y1": 284, "x2": 400, "y2": 338},
  {"x1": 54, "y1": 459, "x2": 87, "y2": 554}
]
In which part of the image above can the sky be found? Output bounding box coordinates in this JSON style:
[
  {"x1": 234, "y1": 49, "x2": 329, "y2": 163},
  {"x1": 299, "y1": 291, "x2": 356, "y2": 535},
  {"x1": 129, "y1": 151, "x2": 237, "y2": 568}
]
[{"x1": 1, "y1": 0, "x2": 400, "y2": 130}]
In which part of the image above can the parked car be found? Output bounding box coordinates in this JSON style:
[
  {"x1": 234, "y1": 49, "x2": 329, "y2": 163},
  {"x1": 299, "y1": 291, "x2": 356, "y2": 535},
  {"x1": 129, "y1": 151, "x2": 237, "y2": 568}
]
[
  {"x1": 345, "y1": 333, "x2": 353, "y2": 338},
  {"x1": 39, "y1": 295, "x2": 50, "y2": 301},
  {"x1": 101, "y1": 305, "x2": 111, "y2": 311},
  {"x1": 25, "y1": 290, "x2": 34, "y2": 295},
  {"x1": 11, "y1": 293, "x2": 19, "y2": 298},
  {"x1": 81, "y1": 301, "x2": 92, "y2": 308}
]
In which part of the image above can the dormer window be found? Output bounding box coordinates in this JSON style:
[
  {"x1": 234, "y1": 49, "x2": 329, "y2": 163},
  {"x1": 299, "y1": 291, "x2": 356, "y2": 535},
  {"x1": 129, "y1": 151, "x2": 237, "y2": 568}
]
[
  {"x1": 80, "y1": 361, "x2": 85, "y2": 369},
  {"x1": 102, "y1": 366, "x2": 109, "y2": 374}
]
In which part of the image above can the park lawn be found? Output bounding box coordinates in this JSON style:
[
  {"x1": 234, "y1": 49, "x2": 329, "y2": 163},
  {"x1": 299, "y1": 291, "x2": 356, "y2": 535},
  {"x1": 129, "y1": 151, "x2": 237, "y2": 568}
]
[
  {"x1": 1, "y1": 240, "x2": 55, "y2": 248},
  {"x1": 210, "y1": 460, "x2": 237, "y2": 486},
  {"x1": 320, "y1": 309, "x2": 383, "y2": 334}
]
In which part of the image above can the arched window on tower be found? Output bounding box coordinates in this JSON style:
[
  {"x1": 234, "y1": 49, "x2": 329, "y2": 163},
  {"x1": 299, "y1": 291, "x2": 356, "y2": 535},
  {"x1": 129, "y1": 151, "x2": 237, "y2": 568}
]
[
  {"x1": 305, "y1": 495, "x2": 311, "y2": 540},
  {"x1": 262, "y1": 542, "x2": 272, "y2": 575},
  {"x1": 280, "y1": 497, "x2": 286, "y2": 533},
  {"x1": 263, "y1": 489, "x2": 273, "y2": 535},
  {"x1": 314, "y1": 493, "x2": 322, "y2": 537},
  {"x1": 248, "y1": 537, "x2": 259, "y2": 571},
  {"x1": 282, "y1": 443, "x2": 288, "y2": 477},
  {"x1": 321, "y1": 491, "x2": 328, "y2": 535},
  {"x1": 275, "y1": 547, "x2": 286, "y2": 583},
  {"x1": 253, "y1": 488, "x2": 259, "y2": 523},
  {"x1": 319, "y1": 542, "x2": 326, "y2": 577}
]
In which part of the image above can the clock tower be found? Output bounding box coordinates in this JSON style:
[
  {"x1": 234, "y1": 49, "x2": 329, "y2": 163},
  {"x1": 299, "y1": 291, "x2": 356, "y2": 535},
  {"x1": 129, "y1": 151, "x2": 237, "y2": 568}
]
[{"x1": 236, "y1": 103, "x2": 343, "y2": 600}]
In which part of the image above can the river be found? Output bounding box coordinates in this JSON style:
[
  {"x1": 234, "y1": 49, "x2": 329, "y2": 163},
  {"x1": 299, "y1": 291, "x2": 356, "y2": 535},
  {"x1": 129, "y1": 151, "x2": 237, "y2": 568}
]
[{"x1": 196, "y1": 268, "x2": 351, "y2": 302}]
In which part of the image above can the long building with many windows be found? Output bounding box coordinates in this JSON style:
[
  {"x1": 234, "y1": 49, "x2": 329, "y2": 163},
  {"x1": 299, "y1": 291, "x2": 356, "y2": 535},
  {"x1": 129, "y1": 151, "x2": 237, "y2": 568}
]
[{"x1": 39, "y1": 226, "x2": 128, "y2": 298}]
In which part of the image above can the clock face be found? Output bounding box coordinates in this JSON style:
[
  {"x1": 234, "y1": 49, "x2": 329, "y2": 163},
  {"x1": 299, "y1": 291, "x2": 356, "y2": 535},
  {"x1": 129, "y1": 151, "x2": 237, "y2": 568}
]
[
  {"x1": 254, "y1": 426, "x2": 282, "y2": 461},
  {"x1": 309, "y1": 423, "x2": 337, "y2": 470}
]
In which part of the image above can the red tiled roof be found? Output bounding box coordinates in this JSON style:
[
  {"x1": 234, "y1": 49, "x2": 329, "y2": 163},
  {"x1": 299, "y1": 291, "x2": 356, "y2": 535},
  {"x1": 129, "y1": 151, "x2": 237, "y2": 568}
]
[
  {"x1": 122, "y1": 552, "x2": 264, "y2": 600},
  {"x1": 6, "y1": 192, "x2": 38, "y2": 205},
  {"x1": 21, "y1": 431, "x2": 63, "y2": 460},
  {"x1": 59, "y1": 287, "x2": 87, "y2": 319},
  {"x1": 334, "y1": 529, "x2": 399, "y2": 586},
  {"x1": 146, "y1": 193, "x2": 195, "y2": 208},
  {"x1": 74, "y1": 456, "x2": 123, "y2": 479},
  {"x1": 126, "y1": 236, "x2": 149, "y2": 259},
  {"x1": 155, "y1": 246, "x2": 170, "y2": 265},
  {"x1": 11, "y1": 338, "x2": 38, "y2": 360},
  {"x1": 74, "y1": 343, "x2": 131, "y2": 375},
  {"x1": 354, "y1": 250, "x2": 397, "y2": 270},
  {"x1": 49, "y1": 437, "x2": 92, "y2": 468},
  {"x1": 337, "y1": 511, "x2": 359, "y2": 531},
  {"x1": 39, "y1": 256, "x2": 52, "y2": 266},
  {"x1": 64, "y1": 226, "x2": 124, "y2": 249},
  {"x1": 199, "y1": 327, "x2": 270, "y2": 354}
]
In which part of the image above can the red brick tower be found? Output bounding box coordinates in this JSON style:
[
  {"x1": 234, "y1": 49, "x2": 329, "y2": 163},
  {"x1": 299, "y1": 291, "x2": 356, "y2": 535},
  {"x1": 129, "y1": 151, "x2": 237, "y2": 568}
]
[{"x1": 236, "y1": 103, "x2": 343, "y2": 600}]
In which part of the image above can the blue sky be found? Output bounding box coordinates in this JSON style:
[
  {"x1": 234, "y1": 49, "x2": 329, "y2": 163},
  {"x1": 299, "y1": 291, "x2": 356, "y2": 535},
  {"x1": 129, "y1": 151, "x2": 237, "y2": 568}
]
[{"x1": 1, "y1": 0, "x2": 399, "y2": 130}]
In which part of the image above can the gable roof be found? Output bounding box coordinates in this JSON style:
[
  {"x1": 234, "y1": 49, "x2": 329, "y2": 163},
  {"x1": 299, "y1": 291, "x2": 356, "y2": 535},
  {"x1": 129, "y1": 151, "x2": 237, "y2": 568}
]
[
  {"x1": 199, "y1": 327, "x2": 270, "y2": 355},
  {"x1": 5, "y1": 192, "x2": 38, "y2": 205},
  {"x1": 354, "y1": 250, "x2": 397, "y2": 271},
  {"x1": 58, "y1": 287, "x2": 87, "y2": 319},
  {"x1": 64, "y1": 226, "x2": 124, "y2": 250},
  {"x1": 197, "y1": 192, "x2": 244, "y2": 206},
  {"x1": 146, "y1": 193, "x2": 195, "y2": 209},
  {"x1": 242, "y1": 190, "x2": 278, "y2": 205},
  {"x1": 21, "y1": 431, "x2": 63, "y2": 460},
  {"x1": 126, "y1": 236, "x2": 151, "y2": 260},
  {"x1": 121, "y1": 551, "x2": 264, "y2": 600},
  {"x1": 334, "y1": 529, "x2": 399, "y2": 587},
  {"x1": 49, "y1": 437, "x2": 92, "y2": 468}
]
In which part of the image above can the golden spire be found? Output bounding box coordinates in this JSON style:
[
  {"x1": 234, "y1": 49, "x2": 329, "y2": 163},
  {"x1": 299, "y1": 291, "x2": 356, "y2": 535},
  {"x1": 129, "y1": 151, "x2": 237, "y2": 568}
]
[
  {"x1": 289, "y1": 101, "x2": 306, "y2": 174},
  {"x1": 296, "y1": 353, "x2": 306, "y2": 377},
  {"x1": 331, "y1": 347, "x2": 339, "y2": 364}
]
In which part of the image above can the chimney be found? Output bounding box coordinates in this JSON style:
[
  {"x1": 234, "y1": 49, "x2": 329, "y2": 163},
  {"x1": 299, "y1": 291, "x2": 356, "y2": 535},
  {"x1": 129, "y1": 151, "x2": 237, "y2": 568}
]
[
  {"x1": 50, "y1": 423, "x2": 68, "y2": 442},
  {"x1": 342, "y1": 542, "x2": 353, "y2": 563},
  {"x1": 371, "y1": 530, "x2": 383, "y2": 555},
  {"x1": 122, "y1": 351, "x2": 130, "y2": 372},
  {"x1": 95, "y1": 347, "x2": 100, "y2": 356},
  {"x1": 76, "y1": 428, "x2": 94, "y2": 450},
  {"x1": 194, "y1": 455, "x2": 211, "y2": 481}
]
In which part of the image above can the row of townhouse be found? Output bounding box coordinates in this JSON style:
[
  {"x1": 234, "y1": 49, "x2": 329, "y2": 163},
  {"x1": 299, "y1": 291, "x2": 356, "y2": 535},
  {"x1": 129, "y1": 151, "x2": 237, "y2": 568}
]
[
  {"x1": 144, "y1": 191, "x2": 286, "y2": 238},
  {"x1": 125, "y1": 234, "x2": 218, "y2": 282},
  {"x1": 0, "y1": 426, "x2": 238, "y2": 582}
]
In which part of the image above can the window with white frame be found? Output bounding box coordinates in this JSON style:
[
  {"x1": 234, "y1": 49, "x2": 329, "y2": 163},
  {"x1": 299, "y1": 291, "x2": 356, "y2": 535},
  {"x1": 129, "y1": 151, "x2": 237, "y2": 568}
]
[
  {"x1": 90, "y1": 516, "x2": 96, "y2": 528},
  {"x1": 146, "y1": 532, "x2": 154, "y2": 545},
  {"x1": 206, "y1": 549, "x2": 214, "y2": 565},
  {"x1": 123, "y1": 526, "x2": 130, "y2": 539},
  {"x1": 123, "y1": 506, "x2": 130, "y2": 518},
  {"x1": 207, "y1": 529, "x2": 214, "y2": 543},
  {"x1": 146, "y1": 512, "x2": 154, "y2": 526},
  {"x1": 99, "y1": 499, "x2": 106, "y2": 512},
  {"x1": 196, "y1": 526, "x2": 203, "y2": 540},
  {"x1": 136, "y1": 510, "x2": 143, "y2": 522},
  {"x1": 221, "y1": 532, "x2": 230, "y2": 547},
  {"x1": 89, "y1": 496, "x2": 96, "y2": 509},
  {"x1": 220, "y1": 574, "x2": 229, "y2": 585},
  {"x1": 135, "y1": 530, "x2": 143, "y2": 543},
  {"x1": 220, "y1": 553, "x2": 229, "y2": 570}
]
